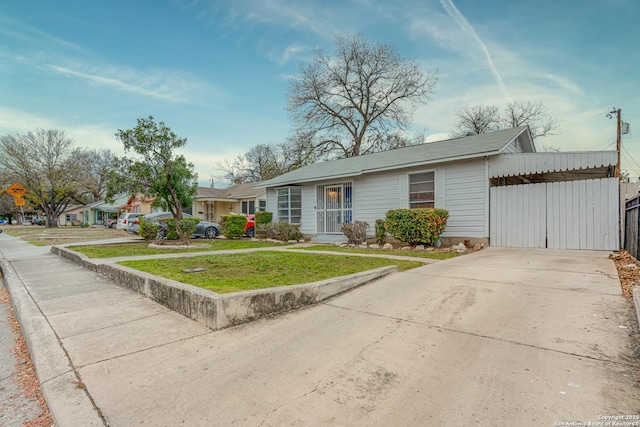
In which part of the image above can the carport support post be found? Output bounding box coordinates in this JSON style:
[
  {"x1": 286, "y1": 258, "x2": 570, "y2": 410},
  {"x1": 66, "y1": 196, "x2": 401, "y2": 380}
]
[{"x1": 614, "y1": 108, "x2": 621, "y2": 178}]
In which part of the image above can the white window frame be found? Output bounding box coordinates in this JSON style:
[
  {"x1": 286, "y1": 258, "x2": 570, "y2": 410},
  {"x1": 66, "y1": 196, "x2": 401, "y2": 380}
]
[
  {"x1": 409, "y1": 170, "x2": 435, "y2": 209},
  {"x1": 276, "y1": 187, "x2": 302, "y2": 224}
]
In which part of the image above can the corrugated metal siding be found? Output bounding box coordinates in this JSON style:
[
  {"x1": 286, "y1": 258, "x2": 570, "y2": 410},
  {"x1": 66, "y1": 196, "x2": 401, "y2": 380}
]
[
  {"x1": 490, "y1": 178, "x2": 619, "y2": 250},
  {"x1": 489, "y1": 152, "x2": 617, "y2": 178}
]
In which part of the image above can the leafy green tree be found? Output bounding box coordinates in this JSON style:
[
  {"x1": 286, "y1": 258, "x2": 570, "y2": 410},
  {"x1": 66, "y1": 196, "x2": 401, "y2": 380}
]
[{"x1": 109, "y1": 116, "x2": 198, "y2": 244}]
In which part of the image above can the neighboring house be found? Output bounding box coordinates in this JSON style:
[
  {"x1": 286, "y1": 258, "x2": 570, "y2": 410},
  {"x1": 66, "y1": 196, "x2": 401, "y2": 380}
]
[
  {"x1": 59, "y1": 193, "x2": 158, "y2": 226},
  {"x1": 116, "y1": 194, "x2": 156, "y2": 214},
  {"x1": 59, "y1": 205, "x2": 85, "y2": 226},
  {"x1": 192, "y1": 182, "x2": 266, "y2": 223},
  {"x1": 255, "y1": 126, "x2": 619, "y2": 250}
]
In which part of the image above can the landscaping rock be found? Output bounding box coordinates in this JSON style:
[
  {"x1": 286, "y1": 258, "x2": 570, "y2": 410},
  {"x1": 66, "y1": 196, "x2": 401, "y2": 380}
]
[
  {"x1": 383, "y1": 243, "x2": 393, "y2": 250},
  {"x1": 472, "y1": 243, "x2": 483, "y2": 251},
  {"x1": 456, "y1": 243, "x2": 467, "y2": 254},
  {"x1": 358, "y1": 244, "x2": 368, "y2": 249},
  {"x1": 415, "y1": 245, "x2": 425, "y2": 251},
  {"x1": 400, "y1": 246, "x2": 410, "y2": 251},
  {"x1": 369, "y1": 244, "x2": 380, "y2": 249}
]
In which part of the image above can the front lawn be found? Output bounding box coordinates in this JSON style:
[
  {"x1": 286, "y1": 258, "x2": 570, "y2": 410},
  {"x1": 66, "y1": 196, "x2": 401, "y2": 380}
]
[
  {"x1": 296, "y1": 244, "x2": 459, "y2": 260},
  {"x1": 118, "y1": 251, "x2": 423, "y2": 294},
  {"x1": 72, "y1": 240, "x2": 289, "y2": 258}
]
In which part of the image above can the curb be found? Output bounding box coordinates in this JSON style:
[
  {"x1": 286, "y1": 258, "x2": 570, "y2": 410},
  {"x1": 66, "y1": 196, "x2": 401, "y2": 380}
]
[{"x1": 0, "y1": 259, "x2": 105, "y2": 426}]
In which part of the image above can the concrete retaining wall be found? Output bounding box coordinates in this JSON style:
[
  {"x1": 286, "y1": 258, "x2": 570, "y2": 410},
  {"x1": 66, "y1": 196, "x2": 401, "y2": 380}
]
[{"x1": 51, "y1": 246, "x2": 396, "y2": 331}]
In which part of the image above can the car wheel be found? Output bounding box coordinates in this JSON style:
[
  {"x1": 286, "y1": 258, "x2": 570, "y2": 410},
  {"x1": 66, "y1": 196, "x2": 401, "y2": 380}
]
[
  {"x1": 205, "y1": 227, "x2": 218, "y2": 239},
  {"x1": 246, "y1": 227, "x2": 255, "y2": 238}
]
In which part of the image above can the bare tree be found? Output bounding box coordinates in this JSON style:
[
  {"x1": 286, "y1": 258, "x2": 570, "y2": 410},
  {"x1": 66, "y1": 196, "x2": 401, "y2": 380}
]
[
  {"x1": 452, "y1": 100, "x2": 559, "y2": 140},
  {"x1": 502, "y1": 100, "x2": 559, "y2": 139},
  {"x1": 452, "y1": 104, "x2": 500, "y2": 137},
  {"x1": 218, "y1": 136, "x2": 319, "y2": 184},
  {"x1": 75, "y1": 148, "x2": 117, "y2": 202},
  {"x1": 288, "y1": 34, "x2": 438, "y2": 158},
  {"x1": 0, "y1": 129, "x2": 82, "y2": 227}
]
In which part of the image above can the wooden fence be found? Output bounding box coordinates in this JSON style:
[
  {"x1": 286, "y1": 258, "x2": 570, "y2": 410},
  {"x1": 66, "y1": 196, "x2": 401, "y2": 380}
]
[{"x1": 625, "y1": 195, "x2": 640, "y2": 259}]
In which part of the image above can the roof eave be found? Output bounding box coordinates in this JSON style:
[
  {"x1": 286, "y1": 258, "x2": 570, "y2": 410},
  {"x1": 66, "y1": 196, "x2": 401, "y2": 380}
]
[{"x1": 257, "y1": 150, "x2": 503, "y2": 188}]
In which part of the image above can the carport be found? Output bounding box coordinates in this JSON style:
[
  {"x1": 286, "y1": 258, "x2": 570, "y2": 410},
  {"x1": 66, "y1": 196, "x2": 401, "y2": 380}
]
[{"x1": 488, "y1": 152, "x2": 619, "y2": 250}]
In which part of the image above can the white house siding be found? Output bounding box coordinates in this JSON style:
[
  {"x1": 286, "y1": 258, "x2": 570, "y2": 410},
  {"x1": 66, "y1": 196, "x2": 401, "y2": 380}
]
[
  {"x1": 438, "y1": 159, "x2": 488, "y2": 238},
  {"x1": 302, "y1": 158, "x2": 489, "y2": 239},
  {"x1": 500, "y1": 138, "x2": 523, "y2": 154},
  {"x1": 300, "y1": 186, "x2": 316, "y2": 235}
]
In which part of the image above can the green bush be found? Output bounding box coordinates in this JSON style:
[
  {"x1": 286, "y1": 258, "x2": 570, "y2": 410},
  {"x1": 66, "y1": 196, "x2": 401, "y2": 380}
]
[
  {"x1": 220, "y1": 214, "x2": 247, "y2": 238},
  {"x1": 164, "y1": 218, "x2": 180, "y2": 240},
  {"x1": 139, "y1": 219, "x2": 159, "y2": 241},
  {"x1": 384, "y1": 208, "x2": 448, "y2": 245},
  {"x1": 162, "y1": 217, "x2": 200, "y2": 241},
  {"x1": 81, "y1": 222, "x2": 89, "y2": 228},
  {"x1": 375, "y1": 219, "x2": 386, "y2": 245},
  {"x1": 258, "y1": 221, "x2": 302, "y2": 241},
  {"x1": 177, "y1": 218, "x2": 199, "y2": 240},
  {"x1": 254, "y1": 211, "x2": 272, "y2": 226},
  {"x1": 341, "y1": 220, "x2": 369, "y2": 245},
  {"x1": 254, "y1": 211, "x2": 273, "y2": 238}
]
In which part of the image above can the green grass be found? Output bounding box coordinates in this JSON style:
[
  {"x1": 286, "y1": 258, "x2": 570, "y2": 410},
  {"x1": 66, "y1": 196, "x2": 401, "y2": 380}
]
[
  {"x1": 296, "y1": 244, "x2": 459, "y2": 260},
  {"x1": 72, "y1": 240, "x2": 289, "y2": 258},
  {"x1": 118, "y1": 251, "x2": 423, "y2": 294}
]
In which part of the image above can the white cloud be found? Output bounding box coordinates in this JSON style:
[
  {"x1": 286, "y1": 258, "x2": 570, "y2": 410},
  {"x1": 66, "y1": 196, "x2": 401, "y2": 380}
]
[
  {"x1": 46, "y1": 62, "x2": 221, "y2": 105},
  {"x1": 0, "y1": 106, "x2": 122, "y2": 153}
]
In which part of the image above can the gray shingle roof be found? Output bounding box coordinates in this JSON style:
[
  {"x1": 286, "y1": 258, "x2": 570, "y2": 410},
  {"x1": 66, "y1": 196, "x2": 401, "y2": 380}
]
[{"x1": 256, "y1": 126, "x2": 532, "y2": 188}]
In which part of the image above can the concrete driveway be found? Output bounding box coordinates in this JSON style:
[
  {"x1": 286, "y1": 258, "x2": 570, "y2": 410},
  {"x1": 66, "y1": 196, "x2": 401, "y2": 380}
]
[
  {"x1": 3, "y1": 236, "x2": 639, "y2": 426},
  {"x1": 70, "y1": 247, "x2": 639, "y2": 426}
]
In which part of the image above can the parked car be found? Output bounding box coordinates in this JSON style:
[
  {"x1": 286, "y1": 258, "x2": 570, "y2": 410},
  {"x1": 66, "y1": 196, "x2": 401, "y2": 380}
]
[
  {"x1": 32, "y1": 216, "x2": 45, "y2": 226},
  {"x1": 138, "y1": 212, "x2": 220, "y2": 239},
  {"x1": 106, "y1": 216, "x2": 118, "y2": 228},
  {"x1": 245, "y1": 214, "x2": 255, "y2": 237},
  {"x1": 117, "y1": 213, "x2": 143, "y2": 230}
]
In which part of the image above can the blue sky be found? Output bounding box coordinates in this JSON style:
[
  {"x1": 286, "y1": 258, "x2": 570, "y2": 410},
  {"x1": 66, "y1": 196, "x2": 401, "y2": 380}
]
[{"x1": 1, "y1": 0, "x2": 638, "y2": 186}]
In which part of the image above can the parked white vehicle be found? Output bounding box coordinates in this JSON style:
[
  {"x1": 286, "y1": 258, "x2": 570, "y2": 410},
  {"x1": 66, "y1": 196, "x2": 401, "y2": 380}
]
[{"x1": 116, "y1": 213, "x2": 143, "y2": 229}]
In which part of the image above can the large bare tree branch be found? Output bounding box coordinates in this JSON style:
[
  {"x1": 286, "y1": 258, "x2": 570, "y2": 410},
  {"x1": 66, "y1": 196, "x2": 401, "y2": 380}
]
[{"x1": 288, "y1": 34, "x2": 438, "y2": 158}]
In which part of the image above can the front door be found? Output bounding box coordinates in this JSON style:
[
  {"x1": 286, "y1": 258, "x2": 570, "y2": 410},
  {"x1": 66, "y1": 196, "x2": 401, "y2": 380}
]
[{"x1": 317, "y1": 182, "x2": 352, "y2": 234}]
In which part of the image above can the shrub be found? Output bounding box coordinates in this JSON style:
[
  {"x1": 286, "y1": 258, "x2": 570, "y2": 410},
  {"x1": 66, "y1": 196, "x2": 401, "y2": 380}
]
[
  {"x1": 341, "y1": 220, "x2": 369, "y2": 245},
  {"x1": 164, "y1": 218, "x2": 180, "y2": 240},
  {"x1": 384, "y1": 208, "x2": 448, "y2": 245},
  {"x1": 81, "y1": 222, "x2": 89, "y2": 228},
  {"x1": 162, "y1": 217, "x2": 200, "y2": 240},
  {"x1": 139, "y1": 219, "x2": 159, "y2": 241},
  {"x1": 375, "y1": 219, "x2": 386, "y2": 245},
  {"x1": 177, "y1": 218, "x2": 199, "y2": 241},
  {"x1": 258, "y1": 221, "x2": 302, "y2": 241},
  {"x1": 220, "y1": 214, "x2": 247, "y2": 238},
  {"x1": 254, "y1": 211, "x2": 272, "y2": 226}
]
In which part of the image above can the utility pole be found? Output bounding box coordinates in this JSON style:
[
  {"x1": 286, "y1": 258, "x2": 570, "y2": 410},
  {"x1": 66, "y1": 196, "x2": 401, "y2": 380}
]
[{"x1": 610, "y1": 108, "x2": 622, "y2": 178}]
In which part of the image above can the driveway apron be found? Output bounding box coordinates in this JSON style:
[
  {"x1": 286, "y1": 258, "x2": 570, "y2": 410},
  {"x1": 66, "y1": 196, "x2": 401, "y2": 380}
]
[{"x1": 1, "y1": 234, "x2": 638, "y2": 426}]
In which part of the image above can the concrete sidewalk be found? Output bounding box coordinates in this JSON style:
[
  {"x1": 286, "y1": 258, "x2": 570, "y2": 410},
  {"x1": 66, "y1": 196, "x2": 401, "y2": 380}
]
[{"x1": 1, "y1": 234, "x2": 639, "y2": 426}]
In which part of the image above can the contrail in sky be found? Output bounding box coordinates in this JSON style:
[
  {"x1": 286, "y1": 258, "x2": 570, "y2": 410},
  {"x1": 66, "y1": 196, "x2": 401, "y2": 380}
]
[{"x1": 439, "y1": 0, "x2": 511, "y2": 99}]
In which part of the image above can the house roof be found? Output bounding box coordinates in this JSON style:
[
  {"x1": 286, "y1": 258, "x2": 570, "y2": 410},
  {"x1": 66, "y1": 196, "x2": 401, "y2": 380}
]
[
  {"x1": 255, "y1": 126, "x2": 533, "y2": 188},
  {"x1": 195, "y1": 181, "x2": 266, "y2": 200}
]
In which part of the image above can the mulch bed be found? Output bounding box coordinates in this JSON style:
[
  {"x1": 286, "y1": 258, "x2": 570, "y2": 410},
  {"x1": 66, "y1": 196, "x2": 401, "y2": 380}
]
[
  {"x1": 0, "y1": 286, "x2": 53, "y2": 427},
  {"x1": 610, "y1": 249, "x2": 640, "y2": 301}
]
